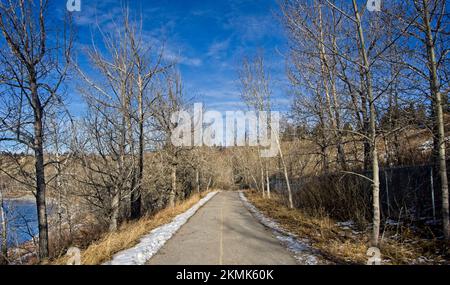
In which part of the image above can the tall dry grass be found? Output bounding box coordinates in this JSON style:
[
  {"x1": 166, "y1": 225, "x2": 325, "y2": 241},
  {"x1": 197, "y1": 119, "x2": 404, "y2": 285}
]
[{"x1": 245, "y1": 191, "x2": 449, "y2": 265}]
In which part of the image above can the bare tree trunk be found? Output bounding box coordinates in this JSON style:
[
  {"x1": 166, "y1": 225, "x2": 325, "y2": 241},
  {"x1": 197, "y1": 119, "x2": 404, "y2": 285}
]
[
  {"x1": 169, "y1": 164, "x2": 177, "y2": 208},
  {"x1": 257, "y1": 152, "x2": 265, "y2": 198},
  {"x1": 131, "y1": 93, "x2": 144, "y2": 219},
  {"x1": 31, "y1": 83, "x2": 49, "y2": 260},
  {"x1": 361, "y1": 84, "x2": 371, "y2": 171},
  {"x1": 109, "y1": 189, "x2": 120, "y2": 232},
  {"x1": 315, "y1": 90, "x2": 330, "y2": 173},
  {"x1": 206, "y1": 177, "x2": 212, "y2": 193},
  {"x1": 124, "y1": 95, "x2": 139, "y2": 220},
  {"x1": 352, "y1": 0, "x2": 380, "y2": 247},
  {"x1": 0, "y1": 190, "x2": 7, "y2": 265},
  {"x1": 56, "y1": 166, "x2": 63, "y2": 249},
  {"x1": 357, "y1": 65, "x2": 372, "y2": 171},
  {"x1": 260, "y1": 164, "x2": 266, "y2": 198},
  {"x1": 330, "y1": 62, "x2": 348, "y2": 170},
  {"x1": 318, "y1": 5, "x2": 347, "y2": 171},
  {"x1": 196, "y1": 169, "x2": 201, "y2": 193},
  {"x1": 421, "y1": 0, "x2": 449, "y2": 240},
  {"x1": 51, "y1": 118, "x2": 64, "y2": 249},
  {"x1": 276, "y1": 137, "x2": 293, "y2": 209},
  {"x1": 250, "y1": 173, "x2": 260, "y2": 192},
  {"x1": 265, "y1": 165, "x2": 271, "y2": 199},
  {"x1": 370, "y1": 144, "x2": 381, "y2": 247}
]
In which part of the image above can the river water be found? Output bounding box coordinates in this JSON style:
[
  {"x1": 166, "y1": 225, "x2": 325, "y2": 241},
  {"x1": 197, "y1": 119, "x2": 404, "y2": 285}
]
[{"x1": 1, "y1": 199, "x2": 38, "y2": 247}]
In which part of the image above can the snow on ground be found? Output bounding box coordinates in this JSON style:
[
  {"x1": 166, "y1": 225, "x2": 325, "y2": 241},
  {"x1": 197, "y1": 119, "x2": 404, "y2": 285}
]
[
  {"x1": 336, "y1": 220, "x2": 364, "y2": 236},
  {"x1": 239, "y1": 191, "x2": 319, "y2": 265},
  {"x1": 419, "y1": 137, "x2": 450, "y2": 152},
  {"x1": 105, "y1": 191, "x2": 219, "y2": 265},
  {"x1": 336, "y1": 221, "x2": 355, "y2": 229}
]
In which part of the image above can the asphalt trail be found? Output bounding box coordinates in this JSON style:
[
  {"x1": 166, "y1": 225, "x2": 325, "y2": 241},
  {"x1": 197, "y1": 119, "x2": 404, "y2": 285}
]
[{"x1": 147, "y1": 191, "x2": 297, "y2": 265}]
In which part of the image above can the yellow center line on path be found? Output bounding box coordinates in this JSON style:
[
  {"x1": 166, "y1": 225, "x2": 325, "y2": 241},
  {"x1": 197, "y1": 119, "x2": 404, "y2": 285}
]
[{"x1": 219, "y1": 206, "x2": 224, "y2": 265}]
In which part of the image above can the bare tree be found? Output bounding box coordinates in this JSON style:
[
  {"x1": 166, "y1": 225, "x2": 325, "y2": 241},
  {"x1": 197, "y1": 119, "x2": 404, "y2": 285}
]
[
  {"x1": 128, "y1": 18, "x2": 169, "y2": 219},
  {"x1": 149, "y1": 70, "x2": 187, "y2": 208},
  {"x1": 281, "y1": 0, "x2": 351, "y2": 172},
  {"x1": 414, "y1": 0, "x2": 449, "y2": 240},
  {"x1": 74, "y1": 9, "x2": 169, "y2": 221},
  {"x1": 349, "y1": 0, "x2": 381, "y2": 247},
  {"x1": 239, "y1": 55, "x2": 269, "y2": 199},
  {"x1": 0, "y1": 185, "x2": 7, "y2": 264},
  {"x1": 238, "y1": 53, "x2": 294, "y2": 208},
  {"x1": 388, "y1": 0, "x2": 449, "y2": 240},
  {"x1": 47, "y1": 112, "x2": 76, "y2": 248},
  {"x1": 75, "y1": 9, "x2": 137, "y2": 231},
  {"x1": 0, "y1": 0, "x2": 73, "y2": 259},
  {"x1": 280, "y1": 0, "x2": 422, "y2": 246}
]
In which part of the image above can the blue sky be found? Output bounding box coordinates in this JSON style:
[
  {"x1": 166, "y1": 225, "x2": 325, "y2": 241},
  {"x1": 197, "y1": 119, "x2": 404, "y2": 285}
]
[{"x1": 63, "y1": 0, "x2": 291, "y2": 114}]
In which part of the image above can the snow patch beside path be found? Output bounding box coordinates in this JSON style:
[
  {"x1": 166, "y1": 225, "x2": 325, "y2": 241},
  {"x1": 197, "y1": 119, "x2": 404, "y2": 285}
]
[
  {"x1": 105, "y1": 191, "x2": 219, "y2": 265},
  {"x1": 239, "y1": 191, "x2": 319, "y2": 265}
]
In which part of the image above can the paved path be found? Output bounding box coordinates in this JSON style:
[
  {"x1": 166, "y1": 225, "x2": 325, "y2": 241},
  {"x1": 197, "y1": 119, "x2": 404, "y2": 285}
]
[{"x1": 147, "y1": 191, "x2": 298, "y2": 265}]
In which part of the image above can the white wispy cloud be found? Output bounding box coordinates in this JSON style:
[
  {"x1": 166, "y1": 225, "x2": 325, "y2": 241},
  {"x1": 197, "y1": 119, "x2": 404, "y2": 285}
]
[
  {"x1": 206, "y1": 38, "x2": 231, "y2": 59},
  {"x1": 164, "y1": 49, "x2": 203, "y2": 67}
]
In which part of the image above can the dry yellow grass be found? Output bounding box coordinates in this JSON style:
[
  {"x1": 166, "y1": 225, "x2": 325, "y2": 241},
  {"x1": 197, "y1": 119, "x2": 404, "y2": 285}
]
[
  {"x1": 51, "y1": 191, "x2": 213, "y2": 265},
  {"x1": 245, "y1": 191, "x2": 449, "y2": 265}
]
